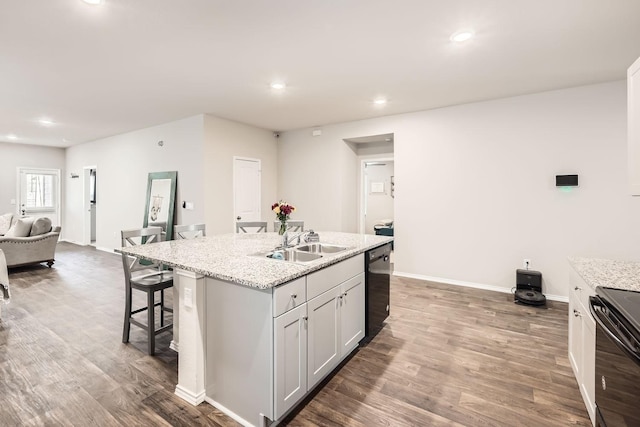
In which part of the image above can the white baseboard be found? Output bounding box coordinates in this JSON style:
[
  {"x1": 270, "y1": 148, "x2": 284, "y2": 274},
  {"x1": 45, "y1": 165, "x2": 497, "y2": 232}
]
[
  {"x1": 174, "y1": 384, "x2": 206, "y2": 406},
  {"x1": 95, "y1": 246, "x2": 115, "y2": 254},
  {"x1": 204, "y1": 397, "x2": 257, "y2": 427},
  {"x1": 170, "y1": 340, "x2": 179, "y2": 352},
  {"x1": 58, "y1": 239, "x2": 113, "y2": 252},
  {"x1": 392, "y1": 271, "x2": 568, "y2": 303}
]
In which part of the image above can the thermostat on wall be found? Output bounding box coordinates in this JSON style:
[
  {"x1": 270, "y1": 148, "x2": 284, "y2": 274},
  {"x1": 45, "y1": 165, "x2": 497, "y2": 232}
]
[{"x1": 556, "y1": 174, "x2": 578, "y2": 187}]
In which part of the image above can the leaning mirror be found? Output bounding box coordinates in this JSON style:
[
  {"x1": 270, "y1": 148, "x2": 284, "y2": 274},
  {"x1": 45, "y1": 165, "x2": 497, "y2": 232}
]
[{"x1": 143, "y1": 171, "x2": 177, "y2": 241}]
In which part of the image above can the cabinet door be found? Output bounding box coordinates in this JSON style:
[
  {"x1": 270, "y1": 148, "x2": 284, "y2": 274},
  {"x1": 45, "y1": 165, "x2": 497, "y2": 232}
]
[
  {"x1": 340, "y1": 273, "x2": 365, "y2": 356},
  {"x1": 568, "y1": 292, "x2": 583, "y2": 380},
  {"x1": 307, "y1": 286, "x2": 342, "y2": 389},
  {"x1": 274, "y1": 303, "x2": 308, "y2": 419}
]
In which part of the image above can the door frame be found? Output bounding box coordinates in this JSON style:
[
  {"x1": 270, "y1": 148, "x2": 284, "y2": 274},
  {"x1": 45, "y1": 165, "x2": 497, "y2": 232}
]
[
  {"x1": 82, "y1": 165, "x2": 97, "y2": 246},
  {"x1": 232, "y1": 156, "x2": 262, "y2": 230},
  {"x1": 359, "y1": 157, "x2": 394, "y2": 234}
]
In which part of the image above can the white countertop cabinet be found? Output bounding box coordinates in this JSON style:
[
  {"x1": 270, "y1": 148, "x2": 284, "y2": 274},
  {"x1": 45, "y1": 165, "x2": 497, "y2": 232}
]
[
  {"x1": 568, "y1": 268, "x2": 596, "y2": 426},
  {"x1": 206, "y1": 254, "x2": 365, "y2": 427},
  {"x1": 307, "y1": 255, "x2": 365, "y2": 390}
]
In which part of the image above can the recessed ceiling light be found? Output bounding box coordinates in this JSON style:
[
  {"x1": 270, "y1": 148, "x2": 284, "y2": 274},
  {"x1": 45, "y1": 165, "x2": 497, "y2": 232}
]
[
  {"x1": 39, "y1": 118, "x2": 55, "y2": 126},
  {"x1": 82, "y1": 0, "x2": 103, "y2": 4},
  {"x1": 450, "y1": 30, "x2": 475, "y2": 43},
  {"x1": 7, "y1": 134, "x2": 18, "y2": 140},
  {"x1": 373, "y1": 98, "x2": 387, "y2": 106},
  {"x1": 270, "y1": 82, "x2": 286, "y2": 90}
]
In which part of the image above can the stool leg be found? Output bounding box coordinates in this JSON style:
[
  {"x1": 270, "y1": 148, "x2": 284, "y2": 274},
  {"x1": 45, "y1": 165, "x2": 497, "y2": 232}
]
[
  {"x1": 147, "y1": 290, "x2": 155, "y2": 356},
  {"x1": 122, "y1": 284, "x2": 132, "y2": 343},
  {"x1": 160, "y1": 289, "x2": 165, "y2": 327}
]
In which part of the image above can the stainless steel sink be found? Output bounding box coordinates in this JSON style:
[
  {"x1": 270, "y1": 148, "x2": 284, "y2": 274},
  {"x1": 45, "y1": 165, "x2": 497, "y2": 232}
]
[
  {"x1": 295, "y1": 243, "x2": 348, "y2": 254},
  {"x1": 263, "y1": 249, "x2": 323, "y2": 263}
]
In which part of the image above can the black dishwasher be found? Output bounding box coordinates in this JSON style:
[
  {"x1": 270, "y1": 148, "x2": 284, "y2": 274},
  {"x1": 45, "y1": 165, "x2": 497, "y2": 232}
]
[{"x1": 364, "y1": 243, "x2": 392, "y2": 339}]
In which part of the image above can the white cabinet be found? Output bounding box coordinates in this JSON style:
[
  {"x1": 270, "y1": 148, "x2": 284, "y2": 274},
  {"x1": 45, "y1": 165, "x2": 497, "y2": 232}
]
[
  {"x1": 628, "y1": 55, "x2": 640, "y2": 195},
  {"x1": 274, "y1": 302, "x2": 308, "y2": 420},
  {"x1": 340, "y1": 274, "x2": 365, "y2": 355},
  {"x1": 274, "y1": 254, "x2": 365, "y2": 420},
  {"x1": 205, "y1": 255, "x2": 365, "y2": 426},
  {"x1": 307, "y1": 272, "x2": 365, "y2": 389},
  {"x1": 568, "y1": 268, "x2": 596, "y2": 426},
  {"x1": 307, "y1": 285, "x2": 342, "y2": 388}
]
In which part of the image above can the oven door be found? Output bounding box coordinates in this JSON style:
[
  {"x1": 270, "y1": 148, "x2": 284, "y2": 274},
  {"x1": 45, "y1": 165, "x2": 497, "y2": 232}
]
[{"x1": 589, "y1": 296, "x2": 640, "y2": 426}]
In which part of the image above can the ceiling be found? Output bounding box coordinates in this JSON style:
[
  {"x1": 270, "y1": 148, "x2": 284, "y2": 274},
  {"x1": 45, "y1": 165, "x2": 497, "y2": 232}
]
[{"x1": 2, "y1": 0, "x2": 640, "y2": 148}]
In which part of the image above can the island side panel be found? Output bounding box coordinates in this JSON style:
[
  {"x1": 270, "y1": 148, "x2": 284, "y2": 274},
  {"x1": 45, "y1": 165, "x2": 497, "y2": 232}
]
[
  {"x1": 174, "y1": 269, "x2": 207, "y2": 405},
  {"x1": 205, "y1": 277, "x2": 274, "y2": 426}
]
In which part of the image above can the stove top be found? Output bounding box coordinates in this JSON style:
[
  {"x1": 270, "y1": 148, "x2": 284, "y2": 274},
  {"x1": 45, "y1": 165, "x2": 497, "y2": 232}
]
[{"x1": 597, "y1": 287, "x2": 640, "y2": 335}]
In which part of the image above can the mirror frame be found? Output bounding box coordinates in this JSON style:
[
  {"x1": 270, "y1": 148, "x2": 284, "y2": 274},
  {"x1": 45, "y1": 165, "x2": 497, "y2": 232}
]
[{"x1": 143, "y1": 171, "x2": 177, "y2": 241}]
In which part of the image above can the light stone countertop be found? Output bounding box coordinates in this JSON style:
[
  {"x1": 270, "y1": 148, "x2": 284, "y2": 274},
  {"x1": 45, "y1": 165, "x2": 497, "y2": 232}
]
[
  {"x1": 117, "y1": 231, "x2": 393, "y2": 289},
  {"x1": 569, "y1": 256, "x2": 640, "y2": 292}
]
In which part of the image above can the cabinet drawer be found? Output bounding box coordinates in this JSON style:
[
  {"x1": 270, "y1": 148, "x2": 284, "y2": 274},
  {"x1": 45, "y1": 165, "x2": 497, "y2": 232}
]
[
  {"x1": 307, "y1": 254, "x2": 364, "y2": 300},
  {"x1": 273, "y1": 277, "x2": 307, "y2": 317}
]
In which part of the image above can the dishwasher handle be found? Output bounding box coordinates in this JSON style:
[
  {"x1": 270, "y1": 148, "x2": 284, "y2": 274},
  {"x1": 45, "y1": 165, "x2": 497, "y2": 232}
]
[{"x1": 590, "y1": 295, "x2": 640, "y2": 366}]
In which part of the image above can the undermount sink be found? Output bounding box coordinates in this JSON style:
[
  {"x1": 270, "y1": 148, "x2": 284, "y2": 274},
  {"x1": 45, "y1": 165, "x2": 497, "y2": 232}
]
[
  {"x1": 263, "y1": 249, "x2": 323, "y2": 263},
  {"x1": 295, "y1": 243, "x2": 348, "y2": 254}
]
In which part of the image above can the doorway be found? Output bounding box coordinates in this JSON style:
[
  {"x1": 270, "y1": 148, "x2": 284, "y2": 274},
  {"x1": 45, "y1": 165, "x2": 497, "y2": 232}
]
[
  {"x1": 233, "y1": 157, "x2": 262, "y2": 227},
  {"x1": 343, "y1": 133, "x2": 395, "y2": 235},
  {"x1": 83, "y1": 166, "x2": 97, "y2": 246},
  {"x1": 362, "y1": 159, "x2": 395, "y2": 234}
]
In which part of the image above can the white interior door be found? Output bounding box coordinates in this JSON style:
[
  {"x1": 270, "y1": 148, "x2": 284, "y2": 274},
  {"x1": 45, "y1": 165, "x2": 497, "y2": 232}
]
[
  {"x1": 233, "y1": 157, "x2": 261, "y2": 223},
  {"x1": 18, "y1": 167, "x2": 60, "y2": 225}
]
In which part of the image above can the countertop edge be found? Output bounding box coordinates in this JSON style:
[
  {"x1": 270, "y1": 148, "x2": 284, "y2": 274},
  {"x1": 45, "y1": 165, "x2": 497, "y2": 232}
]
[{"x1": 118, "y1": 234, "x2": 393, "y2": 289}]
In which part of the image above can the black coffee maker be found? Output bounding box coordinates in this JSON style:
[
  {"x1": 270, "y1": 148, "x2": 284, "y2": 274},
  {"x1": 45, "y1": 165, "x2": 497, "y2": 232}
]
[{"x1": 514, "y1": 269, "x2": 546, "y2": 306}]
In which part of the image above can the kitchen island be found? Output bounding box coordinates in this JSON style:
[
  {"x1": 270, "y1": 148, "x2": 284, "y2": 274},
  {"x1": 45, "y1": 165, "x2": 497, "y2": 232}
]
[{"x1": 118, "y1": 231, "x2": 393, "y2": 427}]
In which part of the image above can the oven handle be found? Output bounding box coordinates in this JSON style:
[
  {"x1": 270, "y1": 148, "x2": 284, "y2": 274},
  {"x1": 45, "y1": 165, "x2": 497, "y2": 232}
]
[{"x1": 589, "y1": 296, "x2": 640, "y2": 366}]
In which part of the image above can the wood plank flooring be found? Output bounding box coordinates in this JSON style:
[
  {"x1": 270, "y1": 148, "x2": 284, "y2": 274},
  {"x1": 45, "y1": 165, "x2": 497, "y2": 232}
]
[{"x1": 0, "y1": 243, "x2": 590, "y2": 426}]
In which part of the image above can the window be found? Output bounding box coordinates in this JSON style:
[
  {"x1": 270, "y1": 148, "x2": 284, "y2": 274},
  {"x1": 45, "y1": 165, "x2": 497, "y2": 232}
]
[
  {"x1": 19, "y1": 168, "x2": 60, "y2": 215},
  {"x1": 25, "y1": 173, "x2": 54, "y2": 209}
]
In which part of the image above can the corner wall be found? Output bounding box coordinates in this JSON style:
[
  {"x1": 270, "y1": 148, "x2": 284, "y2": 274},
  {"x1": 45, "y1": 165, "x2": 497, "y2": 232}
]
[
  {"x1": 203, "y1": 115, "x2": 278, "y2": 234},
  {"x1": 278, "y1": 81, "x2": 640, "y2": 298},
  {"x1": 65, "y1": 115, "x2": 205, "y2": 251}
]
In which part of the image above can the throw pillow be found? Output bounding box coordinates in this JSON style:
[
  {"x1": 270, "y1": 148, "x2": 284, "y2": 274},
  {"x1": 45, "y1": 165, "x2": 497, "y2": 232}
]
[
  {"x1": 0, "y1": 213, "x2": 12, "y2": 235},
  {"x1": 4, "y1": 217, "x2": 35, "y2": 238},
  {"x1": 30, "y1": 217, "x2": 53, "y2": 236}
]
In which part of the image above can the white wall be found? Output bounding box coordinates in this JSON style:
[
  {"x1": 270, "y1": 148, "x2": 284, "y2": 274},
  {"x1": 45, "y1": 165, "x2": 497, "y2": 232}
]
[
  {"x1": 279, "y1": 81, "x2": 640, "y2": 298},
  {"x1": 65, "y1": 115, "x2": 205, "y2": 251},
  {"x1": 203, "y1": 115, "x2": 278, "y2": 234},
  {"x1": 0, "y1": 141, "x2": 66, "y2": 221}
]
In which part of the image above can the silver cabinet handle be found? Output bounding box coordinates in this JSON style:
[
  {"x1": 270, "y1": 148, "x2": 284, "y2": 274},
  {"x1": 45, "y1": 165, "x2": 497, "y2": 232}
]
[
  {"x1": 291, "y1": 294, "x2": 297, "y2": 299},
  {"x1": 573, "y1": 309, "x2": 581, "y2": 317},
  {"x1": 574, "y1": 286, "x2": 582, "y2": 291},
  {"x1": 302, "y1": 316, "x2": 308, "y2": 321}
]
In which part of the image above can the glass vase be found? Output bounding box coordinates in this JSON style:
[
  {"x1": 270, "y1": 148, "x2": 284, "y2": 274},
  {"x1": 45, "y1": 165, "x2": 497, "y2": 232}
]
[{"x1": 278, "y1": 220, "x2": 288, "y2": 235}]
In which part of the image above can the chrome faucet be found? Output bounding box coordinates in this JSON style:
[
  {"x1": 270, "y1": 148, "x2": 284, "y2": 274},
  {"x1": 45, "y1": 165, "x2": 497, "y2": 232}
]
[{"x1": 281, "y1": 230, "x2": 315, "y2": 248}]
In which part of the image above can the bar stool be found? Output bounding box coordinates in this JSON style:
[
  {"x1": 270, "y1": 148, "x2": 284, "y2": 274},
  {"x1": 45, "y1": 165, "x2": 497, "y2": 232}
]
[
  {"x1": 236, "y1": 221, "x2": 268, "y2": 233},
  {"x1": 273, "y1": 220, "x2": 304, "y2": 233},
  {"x1": 174, "y1": 223, "x2": 206, "y2": 239},
  {"x1": 121, "y1": 227, "x2": 173, "y2": 355}
]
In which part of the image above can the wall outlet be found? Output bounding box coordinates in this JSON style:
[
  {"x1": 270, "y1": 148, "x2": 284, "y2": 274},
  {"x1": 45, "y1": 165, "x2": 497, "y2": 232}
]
[
  {"x1": 523, "y1": 259, "x2": 531, "y2": 270},
  {"x1": 184, "y1": 287, "x2": 193, "y2": 308}
]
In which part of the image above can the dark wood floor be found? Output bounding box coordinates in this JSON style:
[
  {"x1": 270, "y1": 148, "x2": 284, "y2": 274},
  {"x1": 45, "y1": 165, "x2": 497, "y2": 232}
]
[{"x1": 0, "y1": 243, "x2": 590, "y2": 426}]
